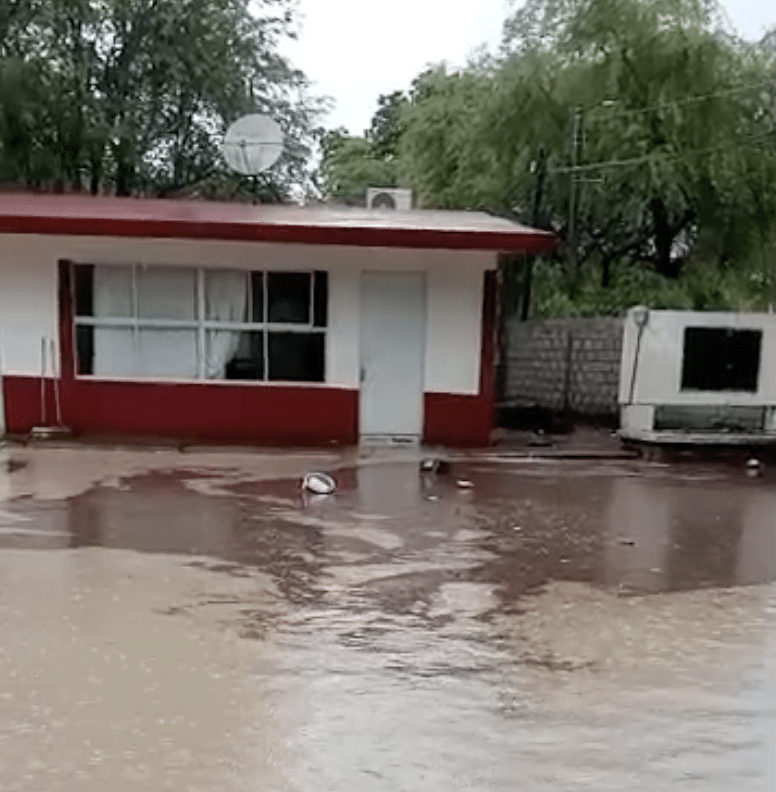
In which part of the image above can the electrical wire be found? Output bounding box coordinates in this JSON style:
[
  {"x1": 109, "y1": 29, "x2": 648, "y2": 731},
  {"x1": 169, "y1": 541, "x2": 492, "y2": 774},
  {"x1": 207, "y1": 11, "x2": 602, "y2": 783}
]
[
  {"x1": 548, "y1": 130, "x2": 775, "y2": 175},
  {"x1": 583, "y1": 80, "x2": 773, "y2": 122}
]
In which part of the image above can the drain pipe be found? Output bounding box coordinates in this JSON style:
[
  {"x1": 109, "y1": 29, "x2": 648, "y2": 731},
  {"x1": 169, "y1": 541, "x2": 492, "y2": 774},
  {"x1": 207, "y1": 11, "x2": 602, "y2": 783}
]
[{"x1": 626, "y1": 306, "x2": 650, "y2": 406}]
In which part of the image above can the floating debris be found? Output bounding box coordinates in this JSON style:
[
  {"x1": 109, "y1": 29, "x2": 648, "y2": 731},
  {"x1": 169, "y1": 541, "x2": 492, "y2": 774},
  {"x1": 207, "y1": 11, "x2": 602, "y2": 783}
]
[
  {"x1": 617, "y1": 538, "x2": 636, "y2": 546},
  {"x1": 301, "y1": 472, "x2": 336, "y2": 495},
  {"x1": 746, "y1": 457, "x2": 764, "y2": 477},
  {"x1": 420, "y1": 458, "x2": 450, "y2": 474},
  {"x1": 456, "y1": 479, "x2": 474, "y2": 489}
]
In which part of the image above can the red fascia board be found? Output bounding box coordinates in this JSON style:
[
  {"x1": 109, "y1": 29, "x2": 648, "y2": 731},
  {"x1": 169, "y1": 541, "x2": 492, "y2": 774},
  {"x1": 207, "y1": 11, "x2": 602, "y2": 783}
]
[{"x1": 0, "y1": 214, "x2": 556, "y2": 254}]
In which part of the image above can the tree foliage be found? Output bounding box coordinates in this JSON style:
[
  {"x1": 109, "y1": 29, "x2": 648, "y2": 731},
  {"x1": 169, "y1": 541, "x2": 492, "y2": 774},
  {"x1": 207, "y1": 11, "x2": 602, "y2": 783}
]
[
  {"x1": 320, "y1": 0, "x2": 776, "y2": 313},
  {"x1": 0, "y1": 0, "x2": 323, "y2": 198}
]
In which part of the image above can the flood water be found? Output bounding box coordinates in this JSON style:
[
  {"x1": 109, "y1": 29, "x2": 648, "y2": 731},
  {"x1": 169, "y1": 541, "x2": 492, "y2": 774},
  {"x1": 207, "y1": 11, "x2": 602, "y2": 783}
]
[{"x1": 0, "y1": 445, "x2": 774, "y2": 790}]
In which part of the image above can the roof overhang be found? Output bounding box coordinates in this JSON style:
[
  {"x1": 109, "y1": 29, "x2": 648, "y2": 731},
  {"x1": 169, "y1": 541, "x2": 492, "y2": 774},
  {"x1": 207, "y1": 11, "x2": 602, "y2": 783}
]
[{"x1": 0, "y1": 194, "x2": 556, "y2": 254}]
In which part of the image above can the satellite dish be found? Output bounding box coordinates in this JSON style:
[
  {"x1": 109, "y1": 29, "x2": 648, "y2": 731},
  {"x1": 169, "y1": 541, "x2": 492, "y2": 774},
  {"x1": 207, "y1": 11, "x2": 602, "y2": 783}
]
[{"x1": 222, "y1": 114, "x2": 283, "y2": 175}]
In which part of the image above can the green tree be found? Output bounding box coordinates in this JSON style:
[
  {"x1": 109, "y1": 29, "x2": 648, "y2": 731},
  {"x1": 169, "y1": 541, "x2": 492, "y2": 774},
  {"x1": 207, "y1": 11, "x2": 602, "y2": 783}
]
[
  {"x1": 0, "y1": 0, "x2": 323, "y2": 198},
  {"x1": 366, "y1": 90, "x2": 408, "y2": 157},
  {"x1": 317, "y1": 128, "x2": 399, "y2": 205},
  {"x1": 397, "y1": 0, "x2": 776, "y2": 295}
]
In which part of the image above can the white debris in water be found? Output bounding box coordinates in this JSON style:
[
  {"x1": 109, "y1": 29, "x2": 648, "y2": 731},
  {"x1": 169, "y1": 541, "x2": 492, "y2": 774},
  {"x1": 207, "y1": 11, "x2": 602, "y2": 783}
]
[{"x1": 302, "y1": 472, "x2": 336, "y2": 495}]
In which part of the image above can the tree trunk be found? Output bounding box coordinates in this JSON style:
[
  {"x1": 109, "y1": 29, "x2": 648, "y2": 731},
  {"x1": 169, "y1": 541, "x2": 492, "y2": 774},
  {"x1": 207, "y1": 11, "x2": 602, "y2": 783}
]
[
  {"x1": 601, "y1": 255, "x2": 612, "y2": 288},
  {"x1": 650, "y1": 197, "x2": 685, "y2": 278}
]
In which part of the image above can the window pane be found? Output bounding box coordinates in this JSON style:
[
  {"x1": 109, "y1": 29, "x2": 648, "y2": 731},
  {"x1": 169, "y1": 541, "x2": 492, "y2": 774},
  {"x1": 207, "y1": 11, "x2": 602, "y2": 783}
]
[
  {"x1": 268, "y1": 272, "x2": 310, "y2": 324},
  {"x1": 205, "y1": 270, "x2": 248, "y2": 322},
  {"x1": 93, "y1": 327, "x2": 136, "y2": 376},
  {"x1": 681, "y1": 327, "x2": 762, "y2": 392},
  {"x1": 93, "y1": 265, "x2": 133, "y2": 317},
  {"x1": 75, "y1": 325, "x2": 94, "y2": 374},
  {"x1": 313, "y1": 271, "x2": 328, "y2": 327},
  {"x1": 268, "y1": 332, "x2": 324, "y2": 382},
  {"x1": 137, "y1": 329, "x2": 198, "y2": 378},
  {"x1": 251, "y1": 272, "x2": 264, "y2": 322},
  {"x1": 74, "y1": 264, "x2": 94, "y2": 317},
  {"x1": 207, "y1": 330, "x2": 264, "y2": 380},
  {"x1": 137, "y1": 266, "x2": 196, "y2": 320}
]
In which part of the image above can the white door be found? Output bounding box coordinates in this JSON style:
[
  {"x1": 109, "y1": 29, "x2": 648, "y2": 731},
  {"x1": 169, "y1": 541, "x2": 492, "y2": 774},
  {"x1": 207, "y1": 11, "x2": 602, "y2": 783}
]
[{"x1": 360, "y1": 272, "x2": 425, "y2": 442}]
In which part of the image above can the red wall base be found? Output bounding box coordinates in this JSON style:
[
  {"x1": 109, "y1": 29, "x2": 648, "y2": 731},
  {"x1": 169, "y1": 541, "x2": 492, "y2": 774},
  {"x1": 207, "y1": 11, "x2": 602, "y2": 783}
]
[
  {"x1": 3, "y1": 376, "x2": 359, "y2": 446},
  {"x1": 424, "y1": 392, "x2": 494, "y2": 447},
  {"x1": 4, "y1": 378, "x2": 493, "y2": 448}
]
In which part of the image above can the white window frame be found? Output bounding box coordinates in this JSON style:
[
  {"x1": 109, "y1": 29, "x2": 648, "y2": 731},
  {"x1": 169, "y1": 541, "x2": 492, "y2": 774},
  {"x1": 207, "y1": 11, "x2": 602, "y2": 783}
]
[{"x1": 74, "y1": 264, "x2": 327, "y2": 383}]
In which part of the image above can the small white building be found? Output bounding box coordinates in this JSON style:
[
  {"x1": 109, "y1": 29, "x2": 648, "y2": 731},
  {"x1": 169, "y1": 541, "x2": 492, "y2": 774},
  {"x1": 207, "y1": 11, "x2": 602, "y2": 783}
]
[
  {"x1": 0, "y1": 193, "x2": 554, "y2": 447},
  {"x1": 619, "y1": 306, "x2": 776, "y2": 444}
]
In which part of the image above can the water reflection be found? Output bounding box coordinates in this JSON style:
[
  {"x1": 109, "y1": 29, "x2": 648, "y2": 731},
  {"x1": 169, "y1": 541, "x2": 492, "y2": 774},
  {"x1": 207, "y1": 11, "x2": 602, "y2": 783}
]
[
  {"x1": 2, "y1": 458, "x2": 776, "y2": 600},
  {"x1": 605, "y1": 478, "x2": 776, "y2": 593}
]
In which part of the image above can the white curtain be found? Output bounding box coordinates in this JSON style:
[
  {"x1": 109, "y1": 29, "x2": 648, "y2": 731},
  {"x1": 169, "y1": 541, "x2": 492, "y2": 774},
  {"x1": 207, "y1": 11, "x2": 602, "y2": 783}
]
[
  {"x1": 91, "y1": 265, "x2": 243, "y2": 380},
  {"x1": 204, "y1": 270, "x2": 248, "y2": 379}
]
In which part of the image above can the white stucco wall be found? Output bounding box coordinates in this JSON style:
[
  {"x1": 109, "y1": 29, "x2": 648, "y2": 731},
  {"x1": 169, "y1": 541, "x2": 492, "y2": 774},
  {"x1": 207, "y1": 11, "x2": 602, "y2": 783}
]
[
  {"x1": 619, "y1": 307, "x2": 776, "y2": 438},
  {"x1": 0, "y1": 233, "x2": 493, "y2": 401},
  {"x1": 620, "y1": 308, "x2": 776, "y2": 406}
]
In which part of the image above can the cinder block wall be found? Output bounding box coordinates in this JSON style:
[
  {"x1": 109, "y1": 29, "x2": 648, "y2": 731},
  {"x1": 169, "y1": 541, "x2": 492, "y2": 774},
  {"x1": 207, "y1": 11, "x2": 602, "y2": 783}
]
[{"x1": 502, "y1": 317, "x2": 624, "y2": 417}]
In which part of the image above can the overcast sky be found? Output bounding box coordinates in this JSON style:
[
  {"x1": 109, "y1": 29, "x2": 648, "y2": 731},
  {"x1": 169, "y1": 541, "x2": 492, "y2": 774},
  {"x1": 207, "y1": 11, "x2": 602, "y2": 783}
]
[{"x1": 282, "y1": 0, "x2": 776, "y2": 136}]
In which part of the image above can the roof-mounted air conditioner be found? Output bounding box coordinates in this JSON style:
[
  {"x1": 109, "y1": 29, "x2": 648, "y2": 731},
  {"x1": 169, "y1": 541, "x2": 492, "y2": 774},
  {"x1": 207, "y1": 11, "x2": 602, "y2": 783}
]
[{"x1": 366, "y1": 187, "x2": 413, "y2": 211}]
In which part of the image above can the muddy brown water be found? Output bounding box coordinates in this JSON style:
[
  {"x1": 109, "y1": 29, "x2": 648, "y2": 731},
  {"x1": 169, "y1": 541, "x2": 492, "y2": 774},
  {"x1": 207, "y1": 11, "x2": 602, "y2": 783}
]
[{"x1": 0, "y1": 446, "x2": 774, "y2": 790}]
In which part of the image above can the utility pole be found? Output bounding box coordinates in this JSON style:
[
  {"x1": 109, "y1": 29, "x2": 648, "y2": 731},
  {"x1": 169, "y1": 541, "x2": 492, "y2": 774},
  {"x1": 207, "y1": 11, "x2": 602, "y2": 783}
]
[
  {"x1": 568, "y1": 106, "x2": 584, "y2": 297},
  {"x1": 521, "y1": 147, "x2": 547, "y2": 321}
]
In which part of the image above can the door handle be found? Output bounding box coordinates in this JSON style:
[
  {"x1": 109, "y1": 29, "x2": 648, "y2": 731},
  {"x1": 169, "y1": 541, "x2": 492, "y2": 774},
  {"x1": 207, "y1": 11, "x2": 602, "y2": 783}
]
[{"x1": 360, "y1": 366, "x2": 366, "y2": 384}]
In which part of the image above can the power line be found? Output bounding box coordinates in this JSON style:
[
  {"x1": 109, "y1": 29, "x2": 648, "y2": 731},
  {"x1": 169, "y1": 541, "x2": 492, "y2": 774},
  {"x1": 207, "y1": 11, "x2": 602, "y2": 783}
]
[
  {"x1": 548, "y1": 130, "x2": 775, "y2": 175},
  {"x1": 584, "y1": 80, "x2": 773, "y2": 123}
]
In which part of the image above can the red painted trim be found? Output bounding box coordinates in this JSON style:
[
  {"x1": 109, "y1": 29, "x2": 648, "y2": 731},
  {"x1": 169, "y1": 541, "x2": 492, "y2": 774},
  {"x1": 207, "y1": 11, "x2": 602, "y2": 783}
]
[
  {"x1": 57, "y1": 260, "x2": 75, "y2": 382},
  {"x1": 0, "y1": 214, "x2": 556, "y2": 253},
  {"x1": 3, "y1": 375, "x2": 358, "y2": 445},
  {"x1": 0, "y1": 194, "x2": 556, "y2": 253},
  {"x1": 424, "y1": 393, "x2": 493, "y2": 447},
  {"x1": 423, "y1": 271, "x2": 497, "y2": 447}
]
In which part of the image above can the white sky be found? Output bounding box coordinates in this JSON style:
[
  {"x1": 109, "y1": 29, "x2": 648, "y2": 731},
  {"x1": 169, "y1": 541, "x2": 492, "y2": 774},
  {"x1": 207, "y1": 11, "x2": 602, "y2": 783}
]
[{"x1": 283, "y1": 1, "x2": 776, "y2": 136}]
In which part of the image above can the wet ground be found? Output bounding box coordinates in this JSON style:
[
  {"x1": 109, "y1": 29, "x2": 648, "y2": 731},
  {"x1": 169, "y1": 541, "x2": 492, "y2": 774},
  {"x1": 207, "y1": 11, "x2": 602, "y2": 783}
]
[{"x1": 0, "y1": 443, "x2": 774, "y2": 790}]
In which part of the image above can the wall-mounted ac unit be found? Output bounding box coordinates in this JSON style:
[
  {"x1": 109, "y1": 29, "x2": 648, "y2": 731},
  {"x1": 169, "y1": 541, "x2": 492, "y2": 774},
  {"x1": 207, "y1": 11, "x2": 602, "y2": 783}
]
[{"x1": 366, "y1": 187, "x2": 413, "y2": 211}]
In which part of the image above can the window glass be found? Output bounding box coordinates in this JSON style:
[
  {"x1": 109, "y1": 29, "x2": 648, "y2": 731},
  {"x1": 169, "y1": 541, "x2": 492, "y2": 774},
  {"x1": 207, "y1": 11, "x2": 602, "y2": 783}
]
[
  {"x1": 75, "y1": 325, "x2": 94, "y2": 375},
  {"x1": 75, "y1": 265, "x2": 328, "y2": 384},
  {"x1": 205, "y1": 270, "x2": 248, "y2": 322},
  {"x1": 137, "y1": 266, "x2": 197, "y2": 320},
  {"x1": 313, "y1": 271, "x2": 328, "y2": 328},
  {"x1": 250, "y1": 272, "x2": 265, "y2": 322},
  {"x1": 267, "y1": 272, "x2": 311, "y2": 324},
  {"x1": 74, "y1": 264, "x2": 94, "y2": 317},
  {"x1": 137, "y1": 329, "x2": 198, "y2": 378},
  {"x1": 206, "y1": 330, "x2": 264, "y2": 380},
  {"x1": 92, "y1": 327, "x2": 136, "y2": 376},
  {"x1": 681, "y1": 327, "x2": 762, "y2": 392},
  {"x1": 268, "y1": 332, "x2": 324, "y2": 382},
  {"x1": 93, "y1": 265, "x2": 133, "y2": 317}
]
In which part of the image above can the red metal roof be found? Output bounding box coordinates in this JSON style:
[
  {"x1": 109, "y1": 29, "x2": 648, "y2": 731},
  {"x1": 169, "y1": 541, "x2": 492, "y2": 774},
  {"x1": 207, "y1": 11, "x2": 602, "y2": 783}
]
[{"x1": 0, "y1": 193, "x2": 555, "y2": 253}]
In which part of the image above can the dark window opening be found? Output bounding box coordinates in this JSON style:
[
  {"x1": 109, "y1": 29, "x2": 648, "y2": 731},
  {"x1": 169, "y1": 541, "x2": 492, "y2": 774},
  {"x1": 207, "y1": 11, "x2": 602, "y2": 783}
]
[
  {"x1": 250, "y1": 272, "x2": 264, "y2": 322},
  {"x1": 222, "y1": 331, "x2": 265, "y2": 381},
  {"x1": 268, "y1": 272, "x2": 311, "y2": 323},
  {"x1": 681, "y1": 327, "x2": 762, "y2": 392},
  {"x1": 76, "y1": 325, "x2": 94, "y2": 375},
  {"x1": 313, "y1": 271, "x2": 328, "y2": 327},
  {"x1": 74, "y1": 264, "x2": 94, "y2": 317},
  {"x1": 268, "y1": 332, "x2": 325, "y2": 382}
]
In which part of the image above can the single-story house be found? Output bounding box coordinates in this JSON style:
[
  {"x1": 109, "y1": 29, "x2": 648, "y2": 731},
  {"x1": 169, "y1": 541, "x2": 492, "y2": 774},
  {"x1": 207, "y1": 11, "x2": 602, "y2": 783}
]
[
  {"x1": 619, "y1": 306, "x2": 776, "y2": 444},
  {"x1": 0, "y1": 194, "x2": 554, "y2": 446}
]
